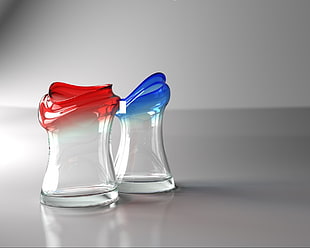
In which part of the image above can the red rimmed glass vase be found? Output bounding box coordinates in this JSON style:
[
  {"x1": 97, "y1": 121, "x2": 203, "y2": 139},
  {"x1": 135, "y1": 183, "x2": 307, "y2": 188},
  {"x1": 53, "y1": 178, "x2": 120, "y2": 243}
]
[{"x1": 38, "y1": 82, "x2": 120, "y2": 207}]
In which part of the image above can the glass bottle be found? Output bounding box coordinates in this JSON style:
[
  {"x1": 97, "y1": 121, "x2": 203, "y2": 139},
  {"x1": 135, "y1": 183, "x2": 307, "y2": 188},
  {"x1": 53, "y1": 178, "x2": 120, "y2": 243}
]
[
  {"x1": 115, "y1": 72, "x2": 175, "y2": 193},
  {"x1": 38, "y1": 82, "x2": 120, "y2": 207}
]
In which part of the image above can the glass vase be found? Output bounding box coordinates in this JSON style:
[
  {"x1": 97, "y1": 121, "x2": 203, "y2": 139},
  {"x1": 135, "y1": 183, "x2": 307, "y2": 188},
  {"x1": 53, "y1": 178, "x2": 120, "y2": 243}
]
[
  {"x1": 115, "y1": 72, "x2": 175, "y2": 193},
  {"x1": 38, "y1": 82, "x2": 120, "y2": 207}
]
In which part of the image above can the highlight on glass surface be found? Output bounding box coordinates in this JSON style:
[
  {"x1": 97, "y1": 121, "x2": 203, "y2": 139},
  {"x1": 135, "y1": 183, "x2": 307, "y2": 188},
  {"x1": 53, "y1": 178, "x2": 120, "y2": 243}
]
[
  {"x1": 114, "y1": 72, "x2": 176, "y2": 193},
  {"x1": 38, "y1": 82, "x2": 120, "y2": 207}
]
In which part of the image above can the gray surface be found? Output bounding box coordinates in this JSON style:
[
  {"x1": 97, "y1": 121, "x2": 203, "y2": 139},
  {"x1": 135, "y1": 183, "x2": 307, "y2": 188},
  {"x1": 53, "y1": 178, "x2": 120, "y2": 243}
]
[
  {"x1": 1, "y1": 0, "x2": 310, "y2": 109},
  {"x1": 1, "y1": 106, "x2": 310, "y2": 246}
]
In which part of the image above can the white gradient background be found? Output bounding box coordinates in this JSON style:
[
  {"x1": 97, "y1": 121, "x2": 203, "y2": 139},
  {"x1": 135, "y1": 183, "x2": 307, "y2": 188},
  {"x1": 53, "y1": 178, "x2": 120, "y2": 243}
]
[
  {"x1": 0, "y1": 0, "x2": 310, "y2": 109},
  {"x1": 1, "y1": 1, "x2": 310, "y2": 246}
]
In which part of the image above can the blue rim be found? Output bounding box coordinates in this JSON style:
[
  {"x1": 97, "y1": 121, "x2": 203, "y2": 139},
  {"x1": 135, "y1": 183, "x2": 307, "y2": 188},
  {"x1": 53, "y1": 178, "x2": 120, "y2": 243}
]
[{"x1": 117, "y1": 72, "x2": 170, "y2": 116}]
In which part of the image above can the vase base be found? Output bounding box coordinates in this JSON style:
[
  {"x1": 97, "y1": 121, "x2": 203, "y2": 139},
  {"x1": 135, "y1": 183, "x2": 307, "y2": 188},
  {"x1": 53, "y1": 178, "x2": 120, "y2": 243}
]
[
  {"x1": 40, "y1": 188, "x2": 119, "y2": 208},
  {"x1": 118, "y1": 177, "x2": 175, "y2": 193}
]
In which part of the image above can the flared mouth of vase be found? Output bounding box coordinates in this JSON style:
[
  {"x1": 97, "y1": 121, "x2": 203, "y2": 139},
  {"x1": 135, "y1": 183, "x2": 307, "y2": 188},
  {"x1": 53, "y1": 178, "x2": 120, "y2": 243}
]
[
  {"x1": 124, "y1": 72, "x2": 170, "y2": 108},
  {"x1": 39, "y1": 82, "x2": 120, "y2": 130},
  {"x1": 48, "y1": 82, "x2": 114, "y2": 102}
]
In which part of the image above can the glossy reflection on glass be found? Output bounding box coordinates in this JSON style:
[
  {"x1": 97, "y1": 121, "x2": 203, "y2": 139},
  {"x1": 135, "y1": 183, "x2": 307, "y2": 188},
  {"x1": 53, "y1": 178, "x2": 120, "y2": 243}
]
[
  {"x1": 115, "y1": 72, "x2": 176, "y2": 193},
  {"x1": 38, "y1": 82, "x2": 120, "y2": 207}
]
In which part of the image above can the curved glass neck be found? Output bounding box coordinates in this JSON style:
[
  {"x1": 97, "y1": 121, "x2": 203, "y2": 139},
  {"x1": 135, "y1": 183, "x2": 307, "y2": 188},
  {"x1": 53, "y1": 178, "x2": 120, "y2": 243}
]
[
  {"x1": 42, "y1": 115, "x2": 116, "y2": 196},
  {"x1": 115, "y1": 107, "x2": 170, "y2": 182}
]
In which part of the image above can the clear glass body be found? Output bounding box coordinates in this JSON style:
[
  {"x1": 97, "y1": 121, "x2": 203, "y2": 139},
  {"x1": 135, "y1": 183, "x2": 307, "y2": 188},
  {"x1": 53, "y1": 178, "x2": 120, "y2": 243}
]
[
  {"x1": 39, "y1": 82, "x2": 120, "y2": 207},
  {"x1": 115, "y1": 72, "x2": 175, "y2": 193}
]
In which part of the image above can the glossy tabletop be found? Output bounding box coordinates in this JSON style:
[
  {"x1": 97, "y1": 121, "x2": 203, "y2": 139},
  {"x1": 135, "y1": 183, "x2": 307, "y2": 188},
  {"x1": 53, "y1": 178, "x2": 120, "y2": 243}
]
[{"x1": 1, "y1": 106, "x2": 310, "y2": 247}]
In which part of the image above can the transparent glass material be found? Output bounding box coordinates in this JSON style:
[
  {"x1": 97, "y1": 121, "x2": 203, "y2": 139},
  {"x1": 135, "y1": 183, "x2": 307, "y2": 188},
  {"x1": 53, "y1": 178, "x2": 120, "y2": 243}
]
[
  {"x1": 38, "y1": 82, "x2": 120, "y2": 207},
  {"x1": 115, "y1": 72, "x2": 175, "y2": 193}
]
